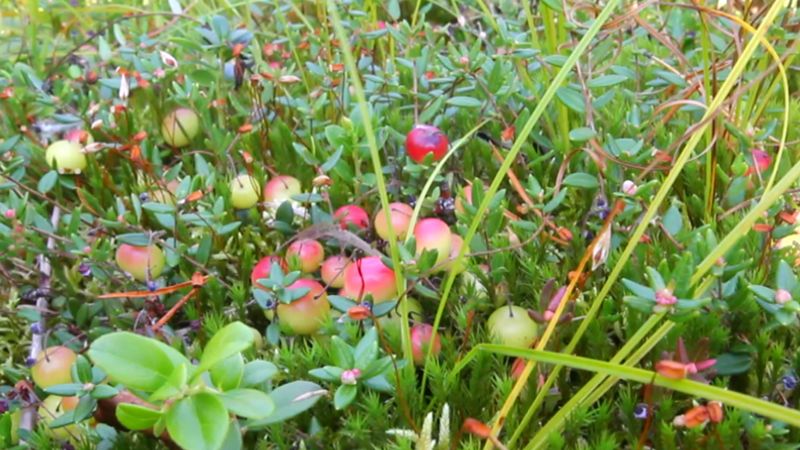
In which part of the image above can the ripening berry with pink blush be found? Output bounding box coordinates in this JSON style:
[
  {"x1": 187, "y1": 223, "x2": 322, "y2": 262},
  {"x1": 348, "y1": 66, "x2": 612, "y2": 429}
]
[
  {"x1": 334, "y1": 205, "x2": 369, "y2": 230},
  {"x1": 263, "y1": 175, "x2": 302, "y2": 203},
  {"x1": 405, "y1": 125, "x2": 449, "y2": 163},
  {"x1": 31, "y1": 346, "x2": 77, "y2": 388},
  {"x1": 287, "y1": 239, "x2": 325, "y2": 273},
  {"x1": 374, "y1": 202, "x2": 414, "y2": 240},
  {"x1": 321, "y1": 255, "x2": 350, "y2": 288},
  {"x1": 343, "y1": 256, "x2": 397, "y2": 303},
  {"x1": 440, "y1": 233, "x2": 468, "y2": 274},
  {"x1": 251, "y1": 256, "x2": 288, "y2": 288},
  {"x1": 414, "y1": 218, "x2": 453, "y2": 267},
  {"x1": 411, "y1": 323, "x2": 441, "y2": 365},
  {"x1": 277, "y1": 279, "x2": 330, "y2": 335},
  {"x1": 115, "y1": 243, "x2": 165, "y2": 282}
]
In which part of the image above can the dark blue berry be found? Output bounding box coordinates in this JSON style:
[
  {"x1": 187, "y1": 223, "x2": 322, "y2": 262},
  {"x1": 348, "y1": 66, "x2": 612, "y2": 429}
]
[
  {"x1": 30, "y1": 323, "x2": 43, "y2": 335},
  {"x1": 783, "y1": 374, "x2": 798, "y2": 390},
  {"x1": 147, "y1": 281, "x2": 157, "y2": 291},
  {"x1": 25, "y1": 356, "x2": 37, "y2": 367},
  {"x1": 633, "y1": 403, "x2": 649, "y2": 420},
  {"x1": 78, "y1": 262, "x2": 92, "y2": 277}
]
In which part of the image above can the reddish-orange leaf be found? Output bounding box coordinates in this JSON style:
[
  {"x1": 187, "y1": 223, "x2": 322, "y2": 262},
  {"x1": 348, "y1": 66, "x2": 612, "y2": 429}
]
[
  {"x1": 462, "y1": 418, "x2": 492, "y2": 439},
  {"x1": 347, "y1": 305, "x2": 371, "y2": 320}
]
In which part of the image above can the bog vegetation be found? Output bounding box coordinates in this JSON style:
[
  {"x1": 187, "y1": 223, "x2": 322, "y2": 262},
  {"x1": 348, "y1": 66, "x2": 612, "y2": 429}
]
[{"x1": 2, "y1": 1, "x2": 800, "y2": 449}]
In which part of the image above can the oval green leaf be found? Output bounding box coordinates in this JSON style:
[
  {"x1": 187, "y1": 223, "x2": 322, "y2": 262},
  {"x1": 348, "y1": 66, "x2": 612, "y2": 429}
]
[{"x1": 166, "y1": 393, "x2": 228, "y2": 450}]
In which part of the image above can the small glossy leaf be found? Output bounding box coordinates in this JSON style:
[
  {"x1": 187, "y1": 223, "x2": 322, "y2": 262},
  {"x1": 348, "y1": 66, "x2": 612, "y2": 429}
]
[
  {"x1": 714, "y1": 352, "x2": 752, "y2": 376},
  {"x1": 334, "y1": 384, "x2": 357, "y2": 410},
  {"x1": 330, "y1": 336, "x2": 355, "y2": 368},
  {"x1": 246, "y1": 381, "x2": 324, "y2": 428},
  {"x1": 555, "y1": 86, "x2": 585, "y2": 113},
  {"x1": 220, "y1": 419, "x2": 243, "y2": 450},
  {"x1": 446, "y1": 96, "x2": 483, "y2": 108},
  {"x1": 563, "y1": 173, "x2": 598, "y2": 189},
  {"x1": 166, "y1": 393, "x2": 228, "y2": 450},
  {"x1": 90, "y1": 384, "x2": 119, "y2": 399},
  {"x1": 569, "y1": 127, "x2": 596, "y2": 142},
  {"x1": 241, "y1": 360, "x2": 278, "y2": 387},
  {"x1": 116, "y1": 403, "x2": 162, "y2": 431},
  {"x1": 149, "y1": 363, "x2": 188, "y2": 402},
  {"x1": 211, "y1": 354, "x2": 244, "y2": 391},
  {"x1": 43, "y1": 383, "x2": 83, "y2": 396},
  {"x1": 88, "y1": 332, "x2": 189, "y2": 392},
  {"x1": 198, "y1": 321, "x2": 254, "y2": 372},
  {"x1": 218, "y1": 389, "x2": 275, "y2": 419},
  {"x1": 309, "y1": 366, "x2": 344, "y2": 382},
  {"x1": 38, "y1": 171, "x2": 58, "y2": 194},
  {"x1": 587, "y1": 74, "x2": 627, "y2": 88}
]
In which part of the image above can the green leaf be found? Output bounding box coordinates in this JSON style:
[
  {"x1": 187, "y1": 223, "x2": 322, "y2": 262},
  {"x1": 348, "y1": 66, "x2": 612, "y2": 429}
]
[
  {"x1": 198, "y1": 321, "x2": 254, "y2": 373},
  {"x1": 246, "y1": 381, "x2": 324, "y2": 428},
  {"x1": 218, "y1": 389, "x2": 275, "y2": 419},
  {"x1": 334, "y1": 384, "x2": 357, "y2": 410},
  {"x1": 88, "y1": 332, "x2": 189, "y2": 392},
  {"x1": 420, "y1": 95, "x2": 445, "y2": 124},
  {"x1": 543, "y1": 189, "x2": 568, "y2": 213},
  {"x1": 445, "y1": 96, "x2": 483, "y2": 108},
  {"x1": 330, "y1": 336, "x2": 355, "y2": 368},
  {"x1": 354, "y1": 328, "x2": 379, "y2": 370},
  {"x1": 90, "y1": 384, "x2": 119, "y2": 399},
  {"x1": 210, "y1": 353, "x2": 244, "y2": 391},
  {"x1": 361, "y1": 356, "x2": 393, "y2": 380},
  {"x1": 149, "y1": 363, "x2": 188, "y2": 402},
  {"x1": 568, "y1": 127, "x2": 597, "y2": 142},
  {"x1": 776, "y1": 260, "x2": 797, "y2": 291},
  {"x1": 714, "y1": 352, "x2": 752, "y2": 376},
  {"x1": 38, "y1": 171, "x2": 58, "y2": 194},
  {"x1": 622, "y1": 279, "x2": 655, "y2": 300},
  {"x1": 220, "y1": 419, "x2": 243, "y2": 450},
  {"x1": 116, "y1": 403, "x2": 162, "y2": 431},
  {"x1": 142, "y1": 202, "x2": 175, "y2": 214},
  {"x1": 47, "y1": 410, "x2": 76, "y2": 429},
  {"x1": 166, "y1": 393, "x2": 228, "y2": 450},
  {"x1": 241, "y1": 360, "x2": 278, "y2": 387},
  {"x1": 662, "y1": 205, "x2": 683, "y2": 235},
  {"x1": 587, "y1": 74, "x2": 627, "y2": 88},
  {"x1": 309, "y1": 366, "x2": 344, "y2": 382},
  {"x1": 43, "y1": 383, "x2": 83, "y2": 396},
  {"x1": 115, "y1": 233, "x2": 152, "y2": 246},
  {"x1": 98, "y1": 36, "x2": 111, "y2": 61},
  {"x1": 387, "y1": 0, "x2": 400, "y2": 20},
  {"x1": 73, "y1": 355, "x2": 93, "y2": 384},
  {"x1": 555, "y1": 86, "x2": 585, "y2": 113},
  {"x1": 563, "y1": 172, "x2": 598, "y2": 189},
  {"x1": 363, "y1": 374, "x2": 394, "y2": 393}
]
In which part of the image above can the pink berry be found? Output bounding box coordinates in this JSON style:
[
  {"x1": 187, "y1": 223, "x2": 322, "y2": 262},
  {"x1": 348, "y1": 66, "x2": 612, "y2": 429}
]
[
  {"x1": 414, "y1": 218, "x2": 453, "y2": 267},
  {"x1": 342, "y1": 256, "x2": 397, "y2": 303},
  {"x1": 406, "y1": 125, "x2": 448, "y2": 163},
  {"x1": 321, "y1": 255, "x2": 350, "y2": 288},
  {"x1": 411, "y1": 323, "x2": 441, "y2": 365},
  {"x1": 263, "y1": 175, "x2": 302, "y2": 203},
  {"x1": 286, "y1": 239, "x2": 325, "y2": 273},
  {"x1": 374, "y1": 202, "x2": 414, "y2": 241},
  {"x1": 334, "y1": 205, "x2": 369, "y2": 230}
]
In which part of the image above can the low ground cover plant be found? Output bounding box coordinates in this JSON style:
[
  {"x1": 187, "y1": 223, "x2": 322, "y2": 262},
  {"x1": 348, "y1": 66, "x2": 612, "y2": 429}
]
[{"x1": 2, "y1": 0, "x2": 800, "y2": 449}]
